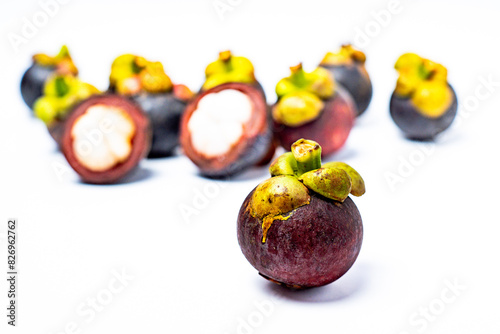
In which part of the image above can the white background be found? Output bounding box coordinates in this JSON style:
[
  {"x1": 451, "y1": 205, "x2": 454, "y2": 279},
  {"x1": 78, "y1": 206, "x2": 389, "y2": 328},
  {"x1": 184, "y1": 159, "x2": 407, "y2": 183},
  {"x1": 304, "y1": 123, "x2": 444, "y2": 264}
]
[{"x1": 1, "y1": 0, "x2": 500, "y2": 333}]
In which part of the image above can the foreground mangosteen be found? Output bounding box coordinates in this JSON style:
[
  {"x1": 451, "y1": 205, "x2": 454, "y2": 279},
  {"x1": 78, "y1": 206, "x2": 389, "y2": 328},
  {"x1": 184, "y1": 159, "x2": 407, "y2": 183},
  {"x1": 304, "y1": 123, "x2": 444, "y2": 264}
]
[
  {"x1": 180, "y1": 82, "x2": 273, "y2": 178},
  {"x1": 202, "y1": 50, "x2": 265, "y2": 98},
  {"x1": 320, "y1": 44, "x2": 373, "y2": 116},
  {"x1": 33, "y1": 74, "x2": 99, "y2": 144},
  {"x1": 272, "y1": 64, "x2": 356, "y2": 157},
  {"x1": 21, "y1": 45, "x2": 78, "y2": 109},
  {"x1": 237, "y1": 139, "x2": 365, "y2": 289},
  {"x1": 390, "y1": 53, "x2": 458, "y2": 140},
  {"x1": 61, "y1": 94, "x2": 151, "y2": 184},
  {"x1": 109, "y1": 54, "x2": 194, "y2": 158}
]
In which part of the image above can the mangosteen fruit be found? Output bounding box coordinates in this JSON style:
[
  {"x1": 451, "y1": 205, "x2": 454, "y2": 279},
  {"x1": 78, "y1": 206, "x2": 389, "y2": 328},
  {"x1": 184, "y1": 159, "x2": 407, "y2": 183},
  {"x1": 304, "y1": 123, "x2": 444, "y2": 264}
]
[
  {"x1": 390, "y1": 53, "x2": 458, "y2": 140},
  {"x1": 180, "y1": 82, "x2": 273, "y2": 178},
  {"x1": 21, "y1": 45, "x2": 78, "y2": 109},
  {"x1": 33, "y1": 74, "x2": 99, "y2": 144},
  {"x1": 272, "y1": 64, "x2": 356, "y2": 157},
  {"x1": 202, "y1": 50, "x2": 265, "y2": 98},
  {"x1": 320, "y1": 44, "x2": 373, "y2": 116},
  {"x1": 109, "y1": 54, "x2": 194, "y2": 158},
  {"x1": 60, "y1": 94, "x2": 151, "y2": 184},
  {"x1": 237, "y1": 139, "x2": 365, "y2": 289}
]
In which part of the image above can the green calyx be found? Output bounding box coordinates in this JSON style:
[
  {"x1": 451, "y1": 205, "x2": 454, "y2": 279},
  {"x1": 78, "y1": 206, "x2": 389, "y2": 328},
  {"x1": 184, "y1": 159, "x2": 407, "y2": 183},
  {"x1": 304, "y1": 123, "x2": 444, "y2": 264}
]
[
  {"x1": 321, "y1": 161, "x2": 366, "y2": 196},
  {"x1": 202, "y1": 50, "x2": 256, "y2": 90},
  {"x1": 33, "y1": 75, "x2": 99, "y2": 125},
  {"x1": 269, "y1": 139, "x2": 365, "y2": 200},
  {"x1": 251, "y1": 139, "x2": 365, "y2": 243},
  {"x1": 275, "y1": 63, "x2": 335, "y2": 100},
  {"x1": 299, "y1": 168, "x2": 351, "y2": 202},
  {"x1": 33, "y1": 45, "x2": 78, "y2": 76},
  {"x1": 249, "y1": 175, "x2": 311, "y2": 243},
  {"x1": 320, "y1": 44, "x2": 367, "y2": 66},
  {"x1": 273, "y1": 64, "x2": 335, "y2": 126},
  {"x1": 109, "y1": 54, "x2": 173, "y2": 95},
  {"x1": 272, "y1": 91, "x2": 324, "y2": 127}
]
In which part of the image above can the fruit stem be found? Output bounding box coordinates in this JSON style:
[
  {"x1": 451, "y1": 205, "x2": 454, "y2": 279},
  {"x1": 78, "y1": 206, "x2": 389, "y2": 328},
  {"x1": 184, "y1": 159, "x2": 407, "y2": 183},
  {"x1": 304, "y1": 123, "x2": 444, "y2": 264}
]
[
  {"x1": 219, "y1": 50, "x2": 233, "y2": 72},
  {"x1": 289, "y1": 63, "x2": 308, "y2": 88},
  {"x1": 291, "y1": 139, "x2": 322, "y2": 176}
]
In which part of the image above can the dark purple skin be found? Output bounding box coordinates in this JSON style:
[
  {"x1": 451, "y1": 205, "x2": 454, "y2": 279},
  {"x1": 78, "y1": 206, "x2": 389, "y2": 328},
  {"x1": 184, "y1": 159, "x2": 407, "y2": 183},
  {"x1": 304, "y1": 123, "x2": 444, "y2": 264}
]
[
  {"x1": 238, "y1": 191, "x2": 363, "y2": 289},
  {"x1": 20, "y1": 63, "x2": 55, "y2": 109},
  {"x1": 390, "y1": 85, "x2": 458, "y2": 141},
  {"x1": 132, "y1": 92, "x2": 187, "y2": 158},
  {"x1": 322, "y1": 64, "x2": 372, "y2": 116}
]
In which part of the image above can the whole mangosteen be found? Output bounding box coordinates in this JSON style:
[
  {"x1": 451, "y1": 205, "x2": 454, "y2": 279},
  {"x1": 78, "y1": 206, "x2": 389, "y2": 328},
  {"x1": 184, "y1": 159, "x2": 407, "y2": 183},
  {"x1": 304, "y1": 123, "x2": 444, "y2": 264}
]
[
  {"x1": 390, "y1": 53, "x2": 458, "y2": 140},
  {"x1": 272, "y1": 64, "x2": 356, "y2": 157},
  {"x1": 237, "y1": 139, "x2": 365, "y2": 289},
  {"x1": 20, "y1": 45, "x2": 78, "y2": 110},
  {"x1": 320, "y1": 44, "x2": 373, "y2": 116},
  {"x1": 109, "y1": 54, "x2": 194, "y2": 158},
  {"x1": 33, "y1": 74, "x2": 99, "y2": 144}
]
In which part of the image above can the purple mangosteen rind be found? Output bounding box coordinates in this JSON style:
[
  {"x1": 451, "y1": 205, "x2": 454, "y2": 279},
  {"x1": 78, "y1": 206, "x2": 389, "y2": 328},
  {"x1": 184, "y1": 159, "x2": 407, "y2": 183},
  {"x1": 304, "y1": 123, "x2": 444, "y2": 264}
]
[
  {"x1": 21, "y1": 64, "x2": 56, "y2": 109},
  {"x1": 390, "y1": 53, "x2": 458, "y2": 140},
  {"x1": 322, "y1": 64, "x2": 372, "y2": 116},
  {"x1": 180, "y1": 82, "x2": 274, "y2": 178},
  {"x1": 132, "y1": 92, "x2": 187, "y2": 158},
  {"x1": 238, "y1": 188, "x2": 363, "y2": 289},
  {"x1": 200, "y1": 128, "x2": 274, "y2": 179},
  {"x1": 319, "y1": 44, "x2": 372, "y2": 116},
  {"x1": 390, "y1": 84, "x2": 458, "y2": 140},
  {"x1": 237, "y1": 139, "x2": 365, "y2": 289}
]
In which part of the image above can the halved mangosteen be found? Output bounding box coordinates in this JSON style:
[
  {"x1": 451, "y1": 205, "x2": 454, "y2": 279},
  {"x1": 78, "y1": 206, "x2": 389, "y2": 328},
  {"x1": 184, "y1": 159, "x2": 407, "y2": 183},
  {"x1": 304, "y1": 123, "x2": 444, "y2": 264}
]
[
  {"x1": 180, "y1": 82, "x2": 273, "y2": 178},
  {"x1": 272, "y1": 64, "x2": 356, "y2": 157},
  {"x1": 20, "y1": 45, "x2": 78, "y2": 110},
  {"x1": 61, "y1": 94, "x2": 151, "y2": 184},
  {"x1": 109, "y1": 54, "x2": 194, "y2": 158}
]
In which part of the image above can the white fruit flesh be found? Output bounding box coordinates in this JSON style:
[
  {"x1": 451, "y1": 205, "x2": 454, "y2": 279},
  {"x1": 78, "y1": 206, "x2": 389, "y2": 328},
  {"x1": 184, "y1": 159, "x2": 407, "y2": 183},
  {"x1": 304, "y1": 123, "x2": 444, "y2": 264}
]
[
  {"x1": 71, "y1": 104, "x2": 136, "y2": 172},
  {"x1": 187, "y1": 89, "x2": 252, "y2": 158}
]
